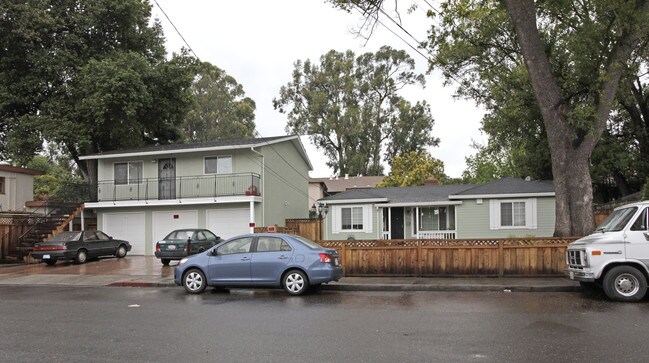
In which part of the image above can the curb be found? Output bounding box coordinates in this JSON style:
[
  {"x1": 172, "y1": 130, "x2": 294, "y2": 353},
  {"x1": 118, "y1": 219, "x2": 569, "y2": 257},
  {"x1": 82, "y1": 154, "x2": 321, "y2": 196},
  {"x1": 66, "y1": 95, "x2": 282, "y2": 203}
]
[
  {"x1": 107, "y1": 281, "x2": 175, "y2": 288},
  {"x1": 320, "y1": 284, "x2": 581, "y2": 293}
]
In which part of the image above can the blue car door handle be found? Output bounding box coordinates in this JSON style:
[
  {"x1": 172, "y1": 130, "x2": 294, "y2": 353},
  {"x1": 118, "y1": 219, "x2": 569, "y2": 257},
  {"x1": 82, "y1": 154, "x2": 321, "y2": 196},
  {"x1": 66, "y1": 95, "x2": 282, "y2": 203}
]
[
  {"x1": 241, "y1": 257, "x2": 250, "y2": 261},
  {"x1": 278, "y1": 255, "x2": 288, "y2": 260}
]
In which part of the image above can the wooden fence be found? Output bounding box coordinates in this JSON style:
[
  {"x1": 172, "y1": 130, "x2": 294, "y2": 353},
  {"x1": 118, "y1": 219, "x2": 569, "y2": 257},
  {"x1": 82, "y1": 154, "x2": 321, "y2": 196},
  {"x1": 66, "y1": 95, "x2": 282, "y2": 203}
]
[
  {"x1": 318, "y1": 237, "x2": 577, "y2": 277},
  {"x1": 285, "y1": 218, "x2": 322, "y2": 241}
]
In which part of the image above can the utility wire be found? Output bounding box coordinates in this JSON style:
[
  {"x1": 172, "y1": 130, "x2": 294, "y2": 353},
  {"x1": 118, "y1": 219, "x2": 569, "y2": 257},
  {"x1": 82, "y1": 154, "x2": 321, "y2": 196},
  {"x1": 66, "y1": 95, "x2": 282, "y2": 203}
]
[{"x1": 152, "y1": 0, "x2": 200, "y2": 61}]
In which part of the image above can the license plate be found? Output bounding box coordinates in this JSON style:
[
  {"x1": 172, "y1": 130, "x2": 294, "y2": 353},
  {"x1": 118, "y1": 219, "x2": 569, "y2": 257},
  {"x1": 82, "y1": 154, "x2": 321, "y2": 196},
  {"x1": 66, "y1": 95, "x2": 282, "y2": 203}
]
[
  {"x1": 569, "y1": 271, "x2": 574, "y2": 280},
  {"x1": 334, "y1": 257, "x2": 340, "y2": 266},
  {"x1": 167, "y1": 245, "x2": 176, "y2": 250},
  {"x1": 43, "y1": 254, "x2": 50, "y2": 259}
]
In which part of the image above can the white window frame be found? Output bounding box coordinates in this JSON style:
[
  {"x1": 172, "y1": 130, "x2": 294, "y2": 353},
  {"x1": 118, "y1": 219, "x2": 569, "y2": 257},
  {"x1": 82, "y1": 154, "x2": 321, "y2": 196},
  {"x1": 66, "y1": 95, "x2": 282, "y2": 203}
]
[
  {"x1": 489, "y1": 198, "x2": 538, "y2": 230},
  {"x1": 114, "y1": 161, "x2": 143, "y2": 185},
  {"x1": 332, "y1": 204, "x2": 373, "y2": 234},
  {"x1": 204, "y1": 155, "x2": 233, "y2": 175}
]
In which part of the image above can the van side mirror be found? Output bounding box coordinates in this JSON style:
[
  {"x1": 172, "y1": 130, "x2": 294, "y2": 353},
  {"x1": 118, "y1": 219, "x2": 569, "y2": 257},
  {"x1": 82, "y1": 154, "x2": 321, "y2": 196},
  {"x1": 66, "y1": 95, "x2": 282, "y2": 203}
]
[{"x1": 644, "y1": 232, "x2": 649, "y2": 242}]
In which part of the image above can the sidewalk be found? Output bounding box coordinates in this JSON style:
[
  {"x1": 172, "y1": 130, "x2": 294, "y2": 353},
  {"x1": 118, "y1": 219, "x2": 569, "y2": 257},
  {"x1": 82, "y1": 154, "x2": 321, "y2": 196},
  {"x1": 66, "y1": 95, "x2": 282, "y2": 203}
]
[{"x1": 0, "y1": 256, "x2": 581, "y2": 292}]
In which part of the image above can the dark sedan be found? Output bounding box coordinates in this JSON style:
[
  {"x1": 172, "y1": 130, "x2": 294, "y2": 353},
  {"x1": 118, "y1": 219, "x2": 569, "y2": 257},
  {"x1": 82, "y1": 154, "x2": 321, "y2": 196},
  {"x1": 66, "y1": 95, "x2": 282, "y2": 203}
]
[
  {"x1": 174, "y1": 233, "x2": 343, "y2": 295},
  {"x1": 155, "y1": 229, "x2": 222, "y2": 266},
  {"x1": 31, "y1": 230, "x2": 132, "y2": 265}
]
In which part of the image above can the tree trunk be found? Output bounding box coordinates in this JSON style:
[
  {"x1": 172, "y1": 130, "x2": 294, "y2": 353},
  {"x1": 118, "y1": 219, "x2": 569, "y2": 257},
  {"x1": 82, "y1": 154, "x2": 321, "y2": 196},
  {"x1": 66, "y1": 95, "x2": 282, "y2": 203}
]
[{"x1": 504, "y1": 0, "x2": 596, "y2": 236}]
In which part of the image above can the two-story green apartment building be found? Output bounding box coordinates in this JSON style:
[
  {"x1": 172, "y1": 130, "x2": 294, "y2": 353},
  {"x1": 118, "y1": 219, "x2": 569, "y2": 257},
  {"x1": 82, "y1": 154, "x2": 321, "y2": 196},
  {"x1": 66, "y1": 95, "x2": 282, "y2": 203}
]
[{"x1": 81, "y1": 136, "x2": 312, "y2": 255}]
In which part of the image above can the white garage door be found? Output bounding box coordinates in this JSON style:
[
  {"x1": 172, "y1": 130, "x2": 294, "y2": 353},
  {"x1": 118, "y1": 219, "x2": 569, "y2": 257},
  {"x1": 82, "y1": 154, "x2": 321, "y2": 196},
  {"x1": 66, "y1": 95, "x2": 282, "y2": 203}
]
[
  {"x1": 207, "y1": 208, "x2": 250, "y2": 240},
  {"x1": 103, "y1": 212, "x2": 146, "y2": 256},
  {"x1": 152, "y1": 211, "x2": 198, "y2": 247}
]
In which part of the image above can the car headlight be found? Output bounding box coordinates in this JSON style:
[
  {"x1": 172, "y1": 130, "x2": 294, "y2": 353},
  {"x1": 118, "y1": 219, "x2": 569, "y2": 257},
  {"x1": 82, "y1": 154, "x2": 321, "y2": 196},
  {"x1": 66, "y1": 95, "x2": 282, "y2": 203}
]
[{"x1": 178, "y1": 258, "x2": 188, "y2": 266}]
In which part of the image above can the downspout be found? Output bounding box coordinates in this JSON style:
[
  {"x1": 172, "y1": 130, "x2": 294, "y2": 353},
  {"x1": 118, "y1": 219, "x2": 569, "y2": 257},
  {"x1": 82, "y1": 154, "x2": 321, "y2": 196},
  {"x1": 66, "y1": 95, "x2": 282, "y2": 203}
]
[{"x1": 250, "y1": 147, "x2": 265, "y2": 227}]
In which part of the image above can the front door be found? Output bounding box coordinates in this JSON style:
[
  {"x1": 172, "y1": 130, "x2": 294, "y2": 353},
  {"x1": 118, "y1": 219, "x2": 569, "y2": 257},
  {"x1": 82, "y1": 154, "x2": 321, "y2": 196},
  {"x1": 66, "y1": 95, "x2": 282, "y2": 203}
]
[
  {"x1": 390, "y1": 207, "x2": 404, "y2": 239},
  {"x1": 158, "y1": 158, "x2": 176, "y2": 199}
]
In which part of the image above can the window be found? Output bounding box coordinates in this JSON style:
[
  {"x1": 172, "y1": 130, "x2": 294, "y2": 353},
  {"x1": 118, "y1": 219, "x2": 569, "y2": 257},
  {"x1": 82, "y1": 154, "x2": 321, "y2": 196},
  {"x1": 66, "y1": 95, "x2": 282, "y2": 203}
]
[
  {"x1": 341, "y1": 207, "x2": 363, "y2": 230},
  {"x1": 114, "y1": 161, "x2": 142, "y2": 185},
  {"x1": 500, "y1": 202, "x2": 526, "y2": 227},
  {"x1": 630, "y1": 208, "x2": 648, "y2": 231},
  {"x1": 418, "y1": 206, "x2": 456, "y2": 231},
  {"x1": 205, "y1": 156, "x2": 232, "y2": 174},
  {"x1": 490, "y1": 199, "x2": 537, "y2": 230},
  {"x1": 217, "y1": 237, "x2": 252, "y2": 255},
  {"x1": 256, "y1": 237, "x2": 291, "y2": 252},
  {"x1": 332, "y1": 205, "x2": 372, "y2": 233},
  {"x1": 0, "y1": 176, "x2": 4, "y2": 194}
]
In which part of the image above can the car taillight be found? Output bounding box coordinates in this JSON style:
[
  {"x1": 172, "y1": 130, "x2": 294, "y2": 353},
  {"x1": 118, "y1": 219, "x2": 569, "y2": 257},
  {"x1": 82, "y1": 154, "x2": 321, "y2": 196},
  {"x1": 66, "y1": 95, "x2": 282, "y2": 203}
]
[
  {"x1": 155, "y1": 243, "x2": 160, "y2": 252},
  {"x1": 34, "y1": 245, "x2": 66, "y2": 251},
  {"x1": 319, "y1": 253, "x2": 332, "y2": 263}
]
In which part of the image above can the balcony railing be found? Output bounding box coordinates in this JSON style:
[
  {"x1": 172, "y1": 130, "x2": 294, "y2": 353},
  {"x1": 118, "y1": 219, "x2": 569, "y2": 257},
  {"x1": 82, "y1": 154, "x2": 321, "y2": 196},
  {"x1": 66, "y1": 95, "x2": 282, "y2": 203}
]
[{"x1": 96, "y1": 172, "x2": 261, "y2": 202}]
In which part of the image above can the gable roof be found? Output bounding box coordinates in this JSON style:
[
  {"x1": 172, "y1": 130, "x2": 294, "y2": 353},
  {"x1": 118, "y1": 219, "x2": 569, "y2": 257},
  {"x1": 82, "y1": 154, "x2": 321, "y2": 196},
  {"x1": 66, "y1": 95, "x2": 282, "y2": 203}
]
[
  {"x1": 319, "y1": 177, "x2": 555, "y2": 205},
  {"x1": 78, "y1": 135, "x2": 313, "y2": 169},
  {"x1": 450, "y1": 177, "x2": 555, "y2": 198},
  {"x1": 310, "y1": 175, "x2": 385, "y2": 193}
]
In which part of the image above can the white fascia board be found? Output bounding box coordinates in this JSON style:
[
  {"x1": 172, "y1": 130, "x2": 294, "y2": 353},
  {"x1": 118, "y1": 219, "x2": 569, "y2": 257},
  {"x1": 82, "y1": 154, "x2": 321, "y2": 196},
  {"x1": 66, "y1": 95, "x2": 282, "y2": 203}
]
[
  {"x1": 320, "y1": 198, "x2": 388, "y2": 205},
  {"x1": 378, "y1": 201, "x2": 463, "y2": 207},
  {"x1": 449, "y1": 192, "x2": 555, "y2": 199},
  {"x1": 85, "y1": 196, "x2": 262, "y2": 209},
  {"x1": 79, "y1": 136, "x2": 300, "y2": 160}
]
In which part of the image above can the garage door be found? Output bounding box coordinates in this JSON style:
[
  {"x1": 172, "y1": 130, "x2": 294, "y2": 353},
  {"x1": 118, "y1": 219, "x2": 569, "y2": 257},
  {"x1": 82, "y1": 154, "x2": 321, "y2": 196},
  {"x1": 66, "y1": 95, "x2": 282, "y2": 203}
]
[
  {"x1": 103, "y1": 212, "x2": 146, "y2": 256},
  {"x1": 207, "y1": 208, "x2": 250, "y2": 240},
  {"x1": 152, "y1": 211, "x2": 198, "y2": 247}
]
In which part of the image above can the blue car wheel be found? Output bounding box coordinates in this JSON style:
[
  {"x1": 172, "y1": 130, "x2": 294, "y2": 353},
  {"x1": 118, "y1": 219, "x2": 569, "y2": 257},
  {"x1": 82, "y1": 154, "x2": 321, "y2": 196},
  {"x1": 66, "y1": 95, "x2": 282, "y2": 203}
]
[
  {"x1": 283, "y1": 269, "x2": 309, "y2": 296},
  {"x1": 183, "y1": 269, "x2": 207, "y2": 294}
]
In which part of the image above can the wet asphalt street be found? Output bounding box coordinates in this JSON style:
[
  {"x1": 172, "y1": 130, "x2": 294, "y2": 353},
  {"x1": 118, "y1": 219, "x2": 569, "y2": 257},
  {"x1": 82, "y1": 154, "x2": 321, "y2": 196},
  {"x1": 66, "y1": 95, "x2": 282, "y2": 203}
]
[{"x1": 2, "y1": 286, "x2": 649, "y2": 362}]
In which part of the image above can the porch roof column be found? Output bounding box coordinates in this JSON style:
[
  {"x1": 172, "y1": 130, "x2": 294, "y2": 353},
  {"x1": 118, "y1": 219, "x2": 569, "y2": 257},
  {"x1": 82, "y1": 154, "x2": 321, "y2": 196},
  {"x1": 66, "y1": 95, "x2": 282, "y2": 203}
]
[{"x1": 249, "y1": 200, "x2": 255, "y2": 233}]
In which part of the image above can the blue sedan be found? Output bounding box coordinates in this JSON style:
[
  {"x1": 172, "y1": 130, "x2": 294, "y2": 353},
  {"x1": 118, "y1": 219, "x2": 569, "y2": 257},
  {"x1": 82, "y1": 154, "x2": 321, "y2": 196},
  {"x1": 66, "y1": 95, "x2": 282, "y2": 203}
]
[{"x1": 174, "y1": 233, "x2": 343, "y2": 295}]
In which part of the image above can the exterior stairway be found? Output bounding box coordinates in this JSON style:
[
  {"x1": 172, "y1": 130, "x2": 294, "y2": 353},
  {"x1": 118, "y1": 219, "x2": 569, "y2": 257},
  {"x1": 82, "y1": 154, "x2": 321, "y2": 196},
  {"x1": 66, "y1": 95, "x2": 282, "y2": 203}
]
[{"x1": 17, "y1": 203, "x2": 84, "y2": 254}]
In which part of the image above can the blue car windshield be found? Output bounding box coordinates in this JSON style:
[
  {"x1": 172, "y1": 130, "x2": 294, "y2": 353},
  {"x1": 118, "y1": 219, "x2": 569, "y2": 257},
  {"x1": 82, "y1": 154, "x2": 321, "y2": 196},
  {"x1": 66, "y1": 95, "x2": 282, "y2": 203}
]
[{"x1": 596, "y1": 207, "x2": 638, "y2": 232}]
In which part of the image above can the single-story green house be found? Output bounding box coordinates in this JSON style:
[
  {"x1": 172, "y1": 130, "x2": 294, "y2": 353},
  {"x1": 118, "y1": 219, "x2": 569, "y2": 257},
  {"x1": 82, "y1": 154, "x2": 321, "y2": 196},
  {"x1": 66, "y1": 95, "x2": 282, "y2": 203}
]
[{"x1": 318, "y1": 177, "x2": 556, "y2": 240}]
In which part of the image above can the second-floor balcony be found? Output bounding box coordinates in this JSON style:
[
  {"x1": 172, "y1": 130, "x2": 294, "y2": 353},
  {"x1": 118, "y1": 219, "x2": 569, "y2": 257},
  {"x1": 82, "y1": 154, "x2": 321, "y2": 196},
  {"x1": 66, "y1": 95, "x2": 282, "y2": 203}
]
[{"x1": 96, "y1": 172, "x2": 260, "y2": 202}]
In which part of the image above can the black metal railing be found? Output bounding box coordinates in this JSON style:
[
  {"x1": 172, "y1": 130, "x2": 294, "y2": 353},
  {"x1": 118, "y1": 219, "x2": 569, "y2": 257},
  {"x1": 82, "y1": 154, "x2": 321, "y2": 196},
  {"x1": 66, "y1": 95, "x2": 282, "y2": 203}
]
[{"x1": 95, "y1": 172, "x2": 261, "y2": 202}]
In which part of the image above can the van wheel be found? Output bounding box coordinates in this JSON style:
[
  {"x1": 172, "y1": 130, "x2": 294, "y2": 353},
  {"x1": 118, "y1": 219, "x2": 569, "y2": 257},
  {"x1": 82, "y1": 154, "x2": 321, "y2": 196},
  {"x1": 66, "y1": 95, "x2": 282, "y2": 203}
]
[
  {"x1": 603, "y1": 266, "x2": 647, "y2": 302},
  {"x1": 161, "y1": 259, "x2": 170, "y2": 266}
]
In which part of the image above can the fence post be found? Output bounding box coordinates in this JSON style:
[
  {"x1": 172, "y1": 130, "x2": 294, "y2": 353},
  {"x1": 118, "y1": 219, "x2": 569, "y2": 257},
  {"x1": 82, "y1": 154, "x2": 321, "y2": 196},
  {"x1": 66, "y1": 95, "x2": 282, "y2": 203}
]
[
  {"x1": 341, "y1": 241, "x2": 347, "y2": 277},
  {"x1": 498, "y1": 240, "x2": 504, "y2": 277},
  {"x1": 417, "y1": 240, "x2": 422, "y2": 277}
]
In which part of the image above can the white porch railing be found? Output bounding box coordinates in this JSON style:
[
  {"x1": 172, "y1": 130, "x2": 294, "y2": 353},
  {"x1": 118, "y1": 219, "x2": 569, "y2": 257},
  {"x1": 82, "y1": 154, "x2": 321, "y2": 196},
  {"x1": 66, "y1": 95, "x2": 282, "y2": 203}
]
[
  {"x1": 417, "y1": 231, "x2": 456, "y2": 239},
  {"x1": 381, "y1": 231, "x2": 390, "y2": 239}
]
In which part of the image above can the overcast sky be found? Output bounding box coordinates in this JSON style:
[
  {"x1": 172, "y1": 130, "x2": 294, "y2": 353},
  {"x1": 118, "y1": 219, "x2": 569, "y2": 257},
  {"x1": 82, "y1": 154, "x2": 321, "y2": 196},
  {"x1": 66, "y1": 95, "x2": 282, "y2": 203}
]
[{"x1": 150, "y1": 0, "x2": 485, "y2": 178}]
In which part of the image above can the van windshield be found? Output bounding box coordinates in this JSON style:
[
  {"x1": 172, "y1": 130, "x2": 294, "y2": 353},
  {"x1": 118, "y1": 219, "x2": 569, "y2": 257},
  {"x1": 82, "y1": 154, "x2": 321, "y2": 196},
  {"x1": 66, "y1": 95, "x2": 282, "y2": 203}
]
[{"x1": 596, "y1": 207, "x2": 638, "y2": 233}]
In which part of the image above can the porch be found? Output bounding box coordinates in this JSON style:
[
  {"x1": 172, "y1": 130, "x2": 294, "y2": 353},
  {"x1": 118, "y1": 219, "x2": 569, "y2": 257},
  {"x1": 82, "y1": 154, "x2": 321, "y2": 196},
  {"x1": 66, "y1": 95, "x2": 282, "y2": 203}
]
[{"x1": 380, "y1": 205, "x2": 458, "y2": 240}]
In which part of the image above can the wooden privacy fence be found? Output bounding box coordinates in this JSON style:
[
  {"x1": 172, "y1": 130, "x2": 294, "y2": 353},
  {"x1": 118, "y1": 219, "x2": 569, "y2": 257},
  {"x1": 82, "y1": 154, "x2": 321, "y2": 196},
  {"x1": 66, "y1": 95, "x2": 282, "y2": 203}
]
[{"x1": 318, "y1": 237, "x2": 578, "y2": 277}]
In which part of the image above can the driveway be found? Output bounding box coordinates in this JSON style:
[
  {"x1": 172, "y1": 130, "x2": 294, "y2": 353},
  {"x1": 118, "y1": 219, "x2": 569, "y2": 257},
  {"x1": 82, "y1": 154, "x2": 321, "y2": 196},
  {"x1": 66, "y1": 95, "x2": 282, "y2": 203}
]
[{"x1": 0, "y1": 256, "x2": 175, "y2": 286}]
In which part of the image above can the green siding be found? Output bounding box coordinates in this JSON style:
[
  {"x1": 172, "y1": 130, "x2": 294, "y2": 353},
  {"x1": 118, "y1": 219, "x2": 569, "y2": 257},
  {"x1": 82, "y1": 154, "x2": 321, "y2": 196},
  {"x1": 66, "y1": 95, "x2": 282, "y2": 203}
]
[
  {"x1": 456, "y1": 197, "x2": 555, "y2": 238},
  {"x1": 258, "y1": 142, "x2": 310, "y2": 226}
]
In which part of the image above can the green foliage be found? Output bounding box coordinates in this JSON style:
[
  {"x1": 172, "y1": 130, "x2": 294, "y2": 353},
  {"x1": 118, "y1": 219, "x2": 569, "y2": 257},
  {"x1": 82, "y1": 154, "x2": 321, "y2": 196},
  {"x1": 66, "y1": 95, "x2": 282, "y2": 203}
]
[
  {"x1": 182, "y1": 62, "x2": 256, "y2": 141},
  {"x1": 274, "y1": 46, "x2": 437, "y2": 176},
  {"x1": 26, "y1": 154, "x2": 85, "y2": 201},
  {"x1": 0, "y1": 0, "x2": 194, "y2": 181},
  {"x1": 377, "y1": 151, "x2": 445, "y2": 187}
]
